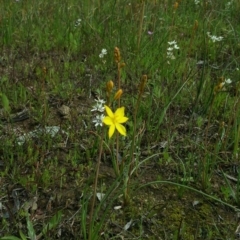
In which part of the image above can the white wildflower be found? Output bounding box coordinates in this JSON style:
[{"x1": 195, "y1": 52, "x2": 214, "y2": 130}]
[
  {"x1": 168, "y1": 40, "x2": 177, "y2": 45},
  {"x1": 225, "y1": 78, "x2": 232, "y2": 84},
  {"x1": 167, "y1": 52, "x2": 176, "y2": 60},
  {"x1": 226, "y1": 0, "x2": 233, "y2": 10},
  {"x1": 99, "y1": 49, "x2": 107, "y2": 58},
  {"x1": 91, "y1": 98, "x2": 105, "y2": 112},
  {"x1": 91, "y1": 103, "x2": 105, "y2": 112},
  {"x1": 167, "y1": 40, "x2": 179, "y2": 60},
  {"x1": 95, "y1": 98, "x2": 105, "y2": 105},
  {"x1": 74, "y1": 19, "x2": 82, "y2": 28},
  {"x1": 174, "y1": 44, "x2": 180, "y2": 49},
  {"x1": 92, "y1": 114, "x2": 104, "y2": 127},
  {"x1": 207, "y1": 32, "x2": 223, "y2": 42},
  {"x1": 221, "y1": 78, "x2": 232, "y2": 88}
]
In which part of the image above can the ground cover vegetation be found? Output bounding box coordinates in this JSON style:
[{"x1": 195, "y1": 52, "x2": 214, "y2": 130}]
[{"x1": 0, "y1": 0, "x2": 240, "y2": 239}]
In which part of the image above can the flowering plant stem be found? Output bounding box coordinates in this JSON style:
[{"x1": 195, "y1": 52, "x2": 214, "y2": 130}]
[
  {"x1": 113, "y1": 49, "x2": 123, "y2": 176},
  {"x1": 88, "y1": 131, "x2": 104, "y2": 240},
  {"x1": 115, "y1": 133, "x2": 120, "y2": 176},
  {"x1": 233, "y1": 83, "x2": 240, "y2": 159},
  {"x1": 116, "y1": 61, "x2": 121, "y2": 176}
]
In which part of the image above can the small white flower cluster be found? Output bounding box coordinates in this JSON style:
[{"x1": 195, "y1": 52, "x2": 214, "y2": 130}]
[
  {"x1": 223, "y1": 78, "x2": 232, "y2": 86},
  {"x1": 92, "y1": 114, "x2": 104, "y2": 127},
  {"x1": 99, "y1": 49, "x2": 107, "y2": 58},
  {"x1": 194, "y1": 0, "x2": 200, "y2": 5},
  {"x1": 74, "y1": 19, "x2": 82, "y2": 28},
  {"x1": 91, "y1": 98, "x2": 105, "y2": 127},
  {"x1": 226, "y1": 0, "x2": 233, "y2": 10},
  {"x1": 207, "y1": 32, "x2": 223, "y2": 43},
  {"x1": 167, "y1": 40, "x2": 179, "y2": 60}
]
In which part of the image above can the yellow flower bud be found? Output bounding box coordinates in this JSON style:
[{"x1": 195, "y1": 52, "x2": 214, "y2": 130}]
[
  {"x1": 114, "y1": 47, "x2": 121, "y2": 63},
  {"x1": 114, "y1": 89, "x2": 123, "y2": 100},
  {"x1": 194, "y1": 20, "x2": 198, "y2": 31},
  {"x1": 139, "y1": 75, "x2": 147, "y2": 94},
  {"x1": 220, "y1": 121, "x2": 225, "y2": 128},
  {"x1": 173, "y1": 2, "x2": 179, "y2": 10},
  {"x1": 219, "y1": 82, "x2": 224, "y2": 89},
  {"x1": 42, "y1": 66, "x2": 47, "y2": 75},
  {"x1": 214, "y1": 82, "x2": 224, "y2": 94},
  {"x1": 106, "y1": 80, "x2": 114, "y2": 93},
  {"x1": 120, "y1": 62, "x2": 126, "y2": 68}
]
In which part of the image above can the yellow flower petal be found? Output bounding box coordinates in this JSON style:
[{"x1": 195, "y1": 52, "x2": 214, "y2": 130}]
[
  {"x1": 116, "y1": 123, "x2": 126, "y2": 136},
  {"x1": 103, "y1": 116, "x2": 113, "y2": 125},
  {"x1": 109, "y1": 124, "x2": 115, "y2": 138},
  {"x1": 104, "y1": 105, "x2": 114, "y2": 118},
  {"x1": 117, "y1": 116, "x2": 128, "y2": 124},
  {"x1": 115, "y1": 107, "x2": 125, "y2": 117}
]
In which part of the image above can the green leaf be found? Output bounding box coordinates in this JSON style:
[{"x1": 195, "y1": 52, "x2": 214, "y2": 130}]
[
  {"x1": 26, "y1": 215, "x2": 36, "y2": 240},
  {"x1": 1, "y1": 93, "x2": 10, "y2": 113},
  {"x1": 19, "y1": 231, "x2": 27, "y2": 240},
  {"x1": 0, "y1": 236, "x2": 22, "y2": 240},
  {"x1": 41, "y1": 210, "x2": 62, "y2": 236},
  {"x1": 69, "y1": 32, "x2": 77, "y2": 51}
]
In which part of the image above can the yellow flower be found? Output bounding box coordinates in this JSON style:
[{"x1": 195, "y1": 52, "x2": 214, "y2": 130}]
[{"x1": 103, "y1": 105, "x2": 128, "y2": 138}]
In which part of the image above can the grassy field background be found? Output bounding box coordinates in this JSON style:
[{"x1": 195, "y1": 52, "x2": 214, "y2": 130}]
[{"x1": 0, "y1": 0, "x2": 240, "y2": 239}]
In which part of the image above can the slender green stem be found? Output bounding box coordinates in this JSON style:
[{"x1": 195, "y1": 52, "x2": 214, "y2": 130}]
[
  {"x1": 88, "y1": 131, "x2": 104, "y2": 240},
  {"x1": 202, "y1": 93, "x2": 215, "y2": 189},
  {"x1": 233, "y1": 82, "x2": 240, "y2": 159},
  {"x1": 115, "y1": 132, "x2": 120, "y2": 176},
  {"x1": 115, "y1": 61, "x2": 121, "y2": 176}
]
